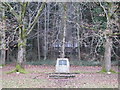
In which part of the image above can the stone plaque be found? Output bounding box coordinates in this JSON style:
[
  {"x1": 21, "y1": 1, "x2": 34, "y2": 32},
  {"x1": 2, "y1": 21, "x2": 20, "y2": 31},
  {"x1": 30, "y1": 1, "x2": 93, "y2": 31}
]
[
  {"x1": 59, "y1": 60, "x2": 67, "y2": 65},
  {"x1": 56, "y1": 58, "x2": 70, "y2": 73}
]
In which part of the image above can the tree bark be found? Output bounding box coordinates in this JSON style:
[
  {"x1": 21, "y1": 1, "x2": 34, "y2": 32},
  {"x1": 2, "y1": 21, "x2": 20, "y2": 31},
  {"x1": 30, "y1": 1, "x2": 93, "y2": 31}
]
[
  {"x1": 77, "y1": 5, "x2": 81, "y2": 61},
  {"x1": 0, "y1": 9, "x2": 6, "y2": 65},
  {"x1": 17, "y1": 35, "x2": 26, "y2": 67},
  {"x1": 103, "y1": 35, "x2": 112, "y2": 72},
  {"x1": 100, "y1": 2, "x2": 116, "y2": 72},
  {"x1": 43, "y1": 4, "x2": 47, "y2": 60},
  {"x1": 37, "y1": 19, "x2": 41, "y2": 61},
  {"x1": 61, "y1": 3, "x2": 67, "y2": 58}
]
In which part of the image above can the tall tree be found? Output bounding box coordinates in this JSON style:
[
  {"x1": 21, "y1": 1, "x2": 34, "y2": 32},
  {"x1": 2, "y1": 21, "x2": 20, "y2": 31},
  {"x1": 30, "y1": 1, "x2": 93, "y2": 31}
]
[
  {"x1": 43, "y1": 4, "x2": 47, "y2": 60},
  {"x1": 99, "y1": 2, "x2": 119, "y2": 72},
  {"x1": 61, "y1": 3, "x2": 67, "y2": 58},
  {"x1": 37, "y1": 18, "x2": 41, "y2": 61},
  {"x1": 0, "y1": 9, "x2": 6, "y2": 65},
  {"x1": 76, "y1": 4, "x2": 81, "y2": 61},
  {"x1": 2, "y1": 2, "x2": 45, "y2": 72}
]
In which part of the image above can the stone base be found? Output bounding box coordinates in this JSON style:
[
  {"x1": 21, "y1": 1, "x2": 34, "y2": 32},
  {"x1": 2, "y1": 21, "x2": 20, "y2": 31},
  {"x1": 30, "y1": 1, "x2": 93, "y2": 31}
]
[{"x1": 49, "y1": 73, "x2": 75, "y2": 79}]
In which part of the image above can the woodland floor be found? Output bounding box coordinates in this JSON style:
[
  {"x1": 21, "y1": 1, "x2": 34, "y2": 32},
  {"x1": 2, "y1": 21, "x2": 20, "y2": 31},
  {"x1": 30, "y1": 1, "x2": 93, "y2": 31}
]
[{"x1": 1, "y1": 64, "x2": 119, "y2": 88}]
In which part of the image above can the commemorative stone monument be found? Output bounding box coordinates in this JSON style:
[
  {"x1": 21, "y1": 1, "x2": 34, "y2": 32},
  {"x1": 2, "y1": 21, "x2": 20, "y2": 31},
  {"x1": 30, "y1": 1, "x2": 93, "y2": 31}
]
[{"x1": 56, "y1": 58, "x2": 70, "y2": 73}]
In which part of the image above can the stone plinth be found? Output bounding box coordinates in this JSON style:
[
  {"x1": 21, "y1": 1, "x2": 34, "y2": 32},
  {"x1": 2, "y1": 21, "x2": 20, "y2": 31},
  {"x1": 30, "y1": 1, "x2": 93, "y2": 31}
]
[{"x1": 56, "y1": 58, "x2": 70, "y2": 73}]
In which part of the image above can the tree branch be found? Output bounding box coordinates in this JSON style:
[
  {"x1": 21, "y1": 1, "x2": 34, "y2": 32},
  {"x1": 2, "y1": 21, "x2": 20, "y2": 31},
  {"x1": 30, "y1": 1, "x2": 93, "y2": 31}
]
[
  {"x1": 27, "y1": 2, "x2": 46, "y2": 35},
  {"x1": 2, "y1": 2, "x2": 20, "y2": 22}
]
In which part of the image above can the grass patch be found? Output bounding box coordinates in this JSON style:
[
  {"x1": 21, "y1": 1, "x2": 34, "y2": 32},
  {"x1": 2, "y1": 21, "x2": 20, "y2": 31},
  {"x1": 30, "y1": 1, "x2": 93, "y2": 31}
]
[
  {"x1": 17, "y1": 59, "x2": 119, "y2": 66},
  {"x1": 26, "y1": 60, "x2": 102, "y2": 66},
  {"x1": 70, "y1": 60, "x2": 102, "y2": 66},
  {"x1": 98, "y1": 69, "x2": 118, "y2": 74},
  {"x1": 26, "y1": 60, "x2": 56, "y2": 65},
  {"x1": 6, "y1": 64, "x2": 28, "y2": 74},
  {"x1": 0, "y1": 64, "x2": 5, "y2": 67}
]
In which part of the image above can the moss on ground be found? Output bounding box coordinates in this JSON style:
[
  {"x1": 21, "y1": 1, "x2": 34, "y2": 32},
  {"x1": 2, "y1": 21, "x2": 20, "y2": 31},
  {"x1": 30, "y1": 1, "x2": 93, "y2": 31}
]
[
  {"x1": 0, "y1": 64, "x2": 5, "y2": 67},
  {"x1": 6, "y1": 64, "x2": 28, "y2": 74},
  {"x1": 98, "y1": 68, "x2": 118, "y2": 74}
]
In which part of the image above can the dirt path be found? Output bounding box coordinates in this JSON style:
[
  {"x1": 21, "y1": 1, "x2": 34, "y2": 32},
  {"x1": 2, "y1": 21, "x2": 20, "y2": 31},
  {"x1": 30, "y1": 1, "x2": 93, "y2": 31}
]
[{"x1": 2, "y1": 65, "x2": 118, "y2": 88}]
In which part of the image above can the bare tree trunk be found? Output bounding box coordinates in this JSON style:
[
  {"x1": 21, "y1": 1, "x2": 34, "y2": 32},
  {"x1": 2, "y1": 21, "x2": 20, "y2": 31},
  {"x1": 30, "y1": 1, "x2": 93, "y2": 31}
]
[
  {"x1": 17, "y1": 34, "x2": 26, "y2": 67},
  {"x1": 77, "y1": 5, "x2": 81, "y2": 61},
  {"x1": 44, "y1": 4, "x2": 47, "y2": 60},
  {"x1": 103, "y1": 16, "x2": 113, "y2": 73},
  {"x1": 1, "y1": 35, "x2": 6, "y2": 65},
  {"x1": 17, "y1": 4, "x2": 27, "y2": 68},
  {"x1": 37, "y1": 19, "x2": 41, "y2": 61},
  {"x1": 61, "y1": 3, "x2": 67, "y2": 58},
  {"x1": 99, "y1": 2, "x2": 117, "y2": 73},
  {"x1": 47, "y1": 3, "x2": 50, "y2": 59},
  {"x1": 16, "y1": 30, "x2": 27, "y2": 73},
  {"x1": 77, "y1": 27, "x2": 81, "y2": 60},
  {"x1": 2, "y1": 2, "x2": 45, "y2": 73},
  {"x1": 103, "y1": 35, "x2": 112, "y2": 72},
  {"x1": 0, "y1": 9, "x2": 6, "y2": 65}
]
